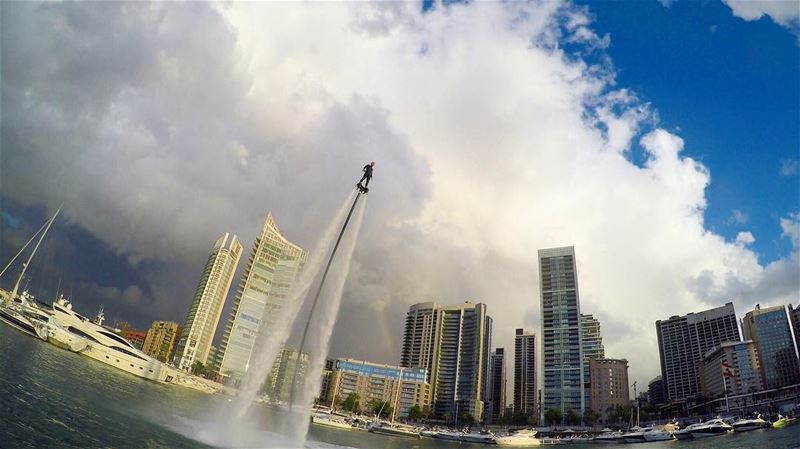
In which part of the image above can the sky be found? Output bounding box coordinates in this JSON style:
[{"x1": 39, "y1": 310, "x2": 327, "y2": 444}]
[{"x1": 1, "y1": 0, "x2": 798, "y2": 400}]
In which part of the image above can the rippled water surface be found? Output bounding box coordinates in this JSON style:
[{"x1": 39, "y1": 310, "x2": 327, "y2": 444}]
[{"x1": 1, "y1": 325, "x2": 798, "y2": 448}]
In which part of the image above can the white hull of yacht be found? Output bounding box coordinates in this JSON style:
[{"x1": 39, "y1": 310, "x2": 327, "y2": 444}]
[
  {"x1": 642, "y1": 430, "x2": 674, "y2": 441},
  {"x1": 312, "y1": 416, "x2": 352, "y2": 430},
  {"x1": 495, "y1": 435, "x2": 542, "y2": 446},
  {"x1": 79, "y1": 337, "x2": 172, "y2": 381},
  {"x1": 0, "y1": 304, "x2": 42, "y2": 338}
]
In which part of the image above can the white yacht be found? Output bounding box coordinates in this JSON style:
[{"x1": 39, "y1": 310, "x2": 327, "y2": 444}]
[
  {"x1": 461, "y1": 429, "x2": 496, "y2": 444},
  {"x1": 732, "y1": 414, "x2": 769, "y2": 432},
  {"x1": 0, "y1": 291, "x2": 50, "y2": 340},
  {"x1": 688, "y1": 418, "x2": 733, "y2": 438},
  {"x1": 495, "y1": 429, "x2": 541, "y2": 447},
  {"x1": 642, "y1": 427, "x2": 675, "y2": 441},
  {"x1": 433, "y1": 430, "x2": 467, "y2": 442},
  {"x1": 420, "y1": 428, "x2": 440, "y2": 438},
  {"x1": 46, "y1": 295, "x2": 173, "y2": 382},
  {"x1": 673, "y1": 422, "x2": 703, "y2": 440},
  {"x1": 368, "y1": 422, "x2": 420, "y2": 438},
  {"x1": 311, "y1": 414, "x2": 352, "y2": 430},
  {"x1": 622, "y1": 426, "x2": 652, "y2": 443},
  {"x1": 592, "y1": 429, "x2": 624, "y2": 444}
]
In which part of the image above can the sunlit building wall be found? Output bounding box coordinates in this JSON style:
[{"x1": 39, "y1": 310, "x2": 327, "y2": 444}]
[
  {"x1": 174, "y1": 233, "x2": 242, "y2": 372},
  {"x1": 142, "y1": 321, "x2": 180, "y2": 363},
  {"x1": 325, "y1": 358, "x2": 431, "y2": 421}
]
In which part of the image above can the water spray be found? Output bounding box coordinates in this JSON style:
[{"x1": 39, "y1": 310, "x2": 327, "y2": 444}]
[{"x1": 288, "y1": 179, "x2": 369, "y2": 409}]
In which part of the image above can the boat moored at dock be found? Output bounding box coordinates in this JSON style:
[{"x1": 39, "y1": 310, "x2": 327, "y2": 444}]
[{"x1": 689, "y1": 418, "x2": 733, "y2": 438}]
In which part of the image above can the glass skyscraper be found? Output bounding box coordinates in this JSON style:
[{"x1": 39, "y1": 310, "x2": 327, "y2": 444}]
[
  {"x1": 539, "y1": 246, "x2": 583, "y2": 422},
  {"x1": 742, "y1": 304, "x2": 800, "y2": 389},
  {"x1": 217, "y1": 213, "x2": 307, "y2": 385}
]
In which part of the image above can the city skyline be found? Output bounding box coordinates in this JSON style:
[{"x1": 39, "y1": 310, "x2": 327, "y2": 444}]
[{"x1": 1, "y1": 0, "x2": 797, "y2": 402}]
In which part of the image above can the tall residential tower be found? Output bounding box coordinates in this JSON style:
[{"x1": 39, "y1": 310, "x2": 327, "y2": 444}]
[
  {"x1": 489, "y1": 348, "x2": 506, "y2": 423},
  {"x1": 514, "y1": 329, "x2": 537, "y2": 419},
  {"x1": 581, "y1": 314, "x2": 604, "y2": 410},
  {"x1": 400, "y1": 301, "x2": 492, "y2": 423},
  {"x1": 539, "y1": 246, "x2": 583, "y2": 422},
  {"x1": 174, "y1": 233, "x2": 242, "y2": 372},
  {"x1": 217, "y1": 213, "x2": 307, "y2": 385},
  {"x1": 656, "y1": 302, "x2": 740, "y2": 404}
]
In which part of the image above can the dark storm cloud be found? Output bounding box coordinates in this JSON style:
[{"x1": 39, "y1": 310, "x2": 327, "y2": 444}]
[{"x1": 1, "y1": 2, "x2": 430, "y2": 335}]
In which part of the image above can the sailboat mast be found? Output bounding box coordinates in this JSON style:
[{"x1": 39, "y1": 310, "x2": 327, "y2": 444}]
[
  {"x1": 11, "y1": 208, "x2": 60, "y2": 297},
  {"x1": 0, "y1": 219, "x2": 50, "y2": 280},
  {"x1": 633, "y1": 381, "x2": 639, "y2": 426}
]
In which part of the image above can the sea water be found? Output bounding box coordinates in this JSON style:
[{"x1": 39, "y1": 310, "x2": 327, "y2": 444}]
[{"x1": 2, "y1": 325, "x2": 799, "y2": 448}]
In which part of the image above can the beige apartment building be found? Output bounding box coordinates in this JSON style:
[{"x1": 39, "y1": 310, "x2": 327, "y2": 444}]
[
  {"x1": 142, "y1": 321, "x2": 180, "y2": 363},
  {"x1": 589, "y1": 358, "x2": 629, "y2": 424},
  {"x1": 324, "y1": 358, "x2": 431, "y2": 421}
]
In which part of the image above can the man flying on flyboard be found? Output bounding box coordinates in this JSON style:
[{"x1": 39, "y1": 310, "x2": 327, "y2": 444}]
[{"x1": 356, "y1": 161, "x2": 375, "y2": 193}]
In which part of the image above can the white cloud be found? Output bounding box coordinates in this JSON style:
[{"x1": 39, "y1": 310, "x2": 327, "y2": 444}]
[
  {"x1": 728, "y1": 209, "x2": 749, "y2": 225},
  {"x1": 735, "y1": 231, "x2": 756, "y2": 245},
  {"x1": 722, "y1": 0, "x2": 800, "y2": 36},
  {"x1": 781, "y1": 212, "x2": 800, "y2": 248},
  {"x1": 781, "y1": 158, "x2": 799, "y2": 176},
  {"x1": 2, "y1": 1, "x2": 798, "y2": 400}
]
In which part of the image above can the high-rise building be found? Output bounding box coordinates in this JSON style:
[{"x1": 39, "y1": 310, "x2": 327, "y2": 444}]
[
  {"x1": 648, "y1": 376, "x2": 665, "y2": 406},
  {"x1": 401, "y1": 302, "x2": 439, "y2": 382},
  {"x1": 588, "y1": 358, "x2": 629, "y2": 425},
  {"x1": 581, "y1": 314, "x2": 604, "y2": 410},
  {"x1": 266, "y1": 347, "x2": 309, "y2": 402},
  {"x1": 400, "y1": 301, "x2": 491, "y2": 423},
  {"x1": 325, "y1": 358, "x2": 431, "y2": 421},
  {"x1": 514, "y1": 328, "x2": 537, "y2": 419},
  {"x1": 539, "y1": 246, "x2": 583, "y2": 422},
  {"x1": 700, "y1": 340, "x2": 762, "y2": 399},
  {"x1": 656, "y1": 302, "x2": 740, "y2": 403},
  {"x1": 142, "y1": 321, "x2": 181, "y2": 363},
  {"x1": 482, "y1": 316, "x2": 493, "y2": 417},
  {"x1": 217, "y1": 213, "x2": 307, "y2": 385},
  {"x1": 174, "y1": 233, "x2": 242, "y2": 372},
  {"x1": 488, "y1": 348, "x2": 506, "y2": 423},
  {"x1": 742, "y1": 304, "x2": 800, "y2": 389}
]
